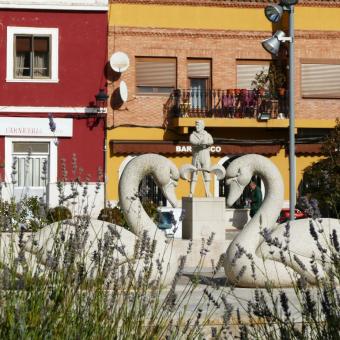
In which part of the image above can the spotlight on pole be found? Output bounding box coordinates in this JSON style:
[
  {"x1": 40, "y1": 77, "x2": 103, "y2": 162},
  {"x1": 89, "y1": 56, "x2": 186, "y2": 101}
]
[
  {"x1": 262, "y1": 0, "x2": 298, "y2": 221},
  {"x1": 261, "y1": 30, "x2": 291, "y2": 56},
  {"x1": 264, "y1": 4, "x2": 284, "y2": 23}
]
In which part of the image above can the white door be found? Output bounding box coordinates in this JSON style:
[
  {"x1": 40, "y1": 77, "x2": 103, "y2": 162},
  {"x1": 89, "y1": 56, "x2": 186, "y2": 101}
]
[
  {"x1": 190, "y1": 78, "x2": 207, "y2": 110},
  {"x1": 12, "y1": 142, "x2": 49, "y2": 201}
]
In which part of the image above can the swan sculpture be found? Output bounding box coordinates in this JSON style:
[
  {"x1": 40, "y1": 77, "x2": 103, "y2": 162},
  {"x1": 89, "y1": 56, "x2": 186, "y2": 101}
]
[
  {"x1": 224, "y1": 154, "x2": 340, "y2": 288},
  {"x1": 118, "y1": 154, "x2": 187, "y2": 283},
  {"x1": 2, "y1": 154, "x2": 187, "y2": 285}
]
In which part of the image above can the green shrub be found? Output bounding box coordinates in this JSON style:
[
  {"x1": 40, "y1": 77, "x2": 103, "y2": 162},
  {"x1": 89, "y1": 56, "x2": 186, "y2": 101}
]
[
  {"x1": 0, "y1": 199, "x2": 16, "y2": 231},
  {"x1": 98, "y1": 200, "x2": 158, "y2": 231},
  {"x1": 300, "y1": 118, "x2": 340, "y2": 218},
  {"x1": 46, "y1": 206, "x2": 72, "y2": 224},
  {"x1": 0, "y1": 196, "x2": 46, "y2": 231},
  {"x1": 97, "y1": 206, "x2": 131, "y2": 231},
  {"x1": 141, "y1": 199, "x2": 158, "y2": 221}
]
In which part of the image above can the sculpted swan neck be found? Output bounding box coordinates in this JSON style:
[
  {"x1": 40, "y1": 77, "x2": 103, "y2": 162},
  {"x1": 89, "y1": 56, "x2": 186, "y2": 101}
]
[
  {"x1": 233, "y1": 155, "x2": 284, "y2": 251},
  {"x1": 118, "y1": 154, "x2": 178, "y2": 239}
]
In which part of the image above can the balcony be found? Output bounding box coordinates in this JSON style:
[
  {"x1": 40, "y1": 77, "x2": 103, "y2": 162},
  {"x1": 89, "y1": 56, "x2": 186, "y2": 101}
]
[{"x1": 165, "y1": 88, "x2": 288, "y2": 121}]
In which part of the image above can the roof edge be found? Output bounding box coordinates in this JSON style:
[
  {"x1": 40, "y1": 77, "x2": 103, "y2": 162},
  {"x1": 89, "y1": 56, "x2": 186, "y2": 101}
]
[{"x1": 110, "y1": 0, "x2": 340, "y2": 8}]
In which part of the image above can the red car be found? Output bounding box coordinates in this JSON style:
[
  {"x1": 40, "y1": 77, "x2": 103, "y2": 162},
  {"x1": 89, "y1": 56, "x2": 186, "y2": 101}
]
[{"x1": 277, "y1": 208, "x2": 307, "y2": 224}]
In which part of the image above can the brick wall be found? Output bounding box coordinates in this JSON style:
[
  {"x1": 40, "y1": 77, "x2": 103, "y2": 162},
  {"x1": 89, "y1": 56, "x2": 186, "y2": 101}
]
[{"x1": 107, "y1": 27, "x2": 340, "y2": 127}]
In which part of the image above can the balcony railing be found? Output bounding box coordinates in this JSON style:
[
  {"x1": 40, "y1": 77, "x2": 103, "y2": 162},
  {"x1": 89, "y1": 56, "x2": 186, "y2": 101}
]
[{"x1": 165, "y1": 89, "x2": 288, "y2": 120}]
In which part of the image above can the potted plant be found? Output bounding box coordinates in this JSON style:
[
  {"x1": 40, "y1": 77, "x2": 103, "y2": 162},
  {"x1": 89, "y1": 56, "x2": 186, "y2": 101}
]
[
  {"x1": 251, "y1": 63, "x2": 287, "y2": 98},
  {"x1": 278, "y1": 87, "x2": 286, "y2": 96},
  {"x1": 251, "y1": 69, "x2": 269, "y2": 96},
  {"x1": 268, "y1": 63, "x2": 287, "y2": 98}
]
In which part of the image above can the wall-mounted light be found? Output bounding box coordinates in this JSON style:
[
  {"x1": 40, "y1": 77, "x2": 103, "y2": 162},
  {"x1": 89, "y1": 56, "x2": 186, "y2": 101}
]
[{"x1": 95, "y1": 89, "x2": 109, "y2": 114}]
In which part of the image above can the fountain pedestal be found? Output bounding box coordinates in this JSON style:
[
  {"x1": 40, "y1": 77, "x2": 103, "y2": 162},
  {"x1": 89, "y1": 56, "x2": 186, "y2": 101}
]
[{"x1": 182, "y1": 197, "x2": 226, "y2": 241}]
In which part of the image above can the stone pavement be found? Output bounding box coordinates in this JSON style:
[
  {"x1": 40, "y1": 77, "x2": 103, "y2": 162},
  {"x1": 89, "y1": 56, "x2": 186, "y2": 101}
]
[{"x1": 167, "y1": 269, "x2": 318, "y2": 339}]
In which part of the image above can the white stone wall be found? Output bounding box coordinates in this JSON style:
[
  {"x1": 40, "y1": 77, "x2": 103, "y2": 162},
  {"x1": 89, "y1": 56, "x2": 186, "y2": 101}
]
[
  {"x1": 1, "y1": 181, "x2": 105, "y2": 218},
  {"x1": 48, "y1": 182, "x2": 105, "y2": 218}
]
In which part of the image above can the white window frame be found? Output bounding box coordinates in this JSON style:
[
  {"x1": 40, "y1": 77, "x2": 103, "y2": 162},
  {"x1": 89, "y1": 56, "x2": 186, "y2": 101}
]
[
  {"x1": 12, "y1": 143, "x2": 49, "y2": 188},
  {"x1": 5, "y1": 137, "x2": 58, "y2": 186},
  {"x1": 6, "y1": 26, "x2": 59, "y2": 83}
]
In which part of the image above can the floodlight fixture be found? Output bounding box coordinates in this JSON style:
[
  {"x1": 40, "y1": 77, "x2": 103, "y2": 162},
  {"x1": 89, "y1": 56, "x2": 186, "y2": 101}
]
[
  {"x1": 261, "y1": 30, "x2": 291, "y2": 55},
  {"x1": 258, "y1": 112, "x2": 270, "y2": 121},
  {"x1": 264, "y1": 4, "x2": 284, "y2": 23}
]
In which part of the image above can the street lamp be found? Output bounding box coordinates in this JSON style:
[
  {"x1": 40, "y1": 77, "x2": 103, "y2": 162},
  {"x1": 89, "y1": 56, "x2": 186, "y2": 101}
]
[
  {"x1": 262, "y1": 1, "x2": 298, "y2": 221},
  {"x1": 95, "y1": 88, "x2": 109, "y2": 115}
]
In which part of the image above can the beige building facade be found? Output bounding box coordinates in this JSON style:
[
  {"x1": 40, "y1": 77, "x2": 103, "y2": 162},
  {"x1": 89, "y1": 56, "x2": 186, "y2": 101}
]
[{"x1": 106, "y1": 0, "x2": 339, "y2": 207}]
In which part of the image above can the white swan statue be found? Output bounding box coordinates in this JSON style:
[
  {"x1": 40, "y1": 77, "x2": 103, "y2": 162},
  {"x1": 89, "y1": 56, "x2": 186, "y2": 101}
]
[
  {"x1": 224, "y1": 154, "x2": 340, "y2": 288},
  {"x1": 1, "y1": 154, "x2": 187, "y2": 285},
  {"x1": 118, "y1": 153, "x2": 188, "y2": 283}
]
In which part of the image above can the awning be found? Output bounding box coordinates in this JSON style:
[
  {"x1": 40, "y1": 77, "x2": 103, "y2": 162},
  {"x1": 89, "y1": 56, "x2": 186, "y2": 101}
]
[
  {"x1": 110, "y1": 140, "x2": 281, "y2": 156},
  {"x1": 295, "y1": 143, "x2": 323, "y2": 154}
]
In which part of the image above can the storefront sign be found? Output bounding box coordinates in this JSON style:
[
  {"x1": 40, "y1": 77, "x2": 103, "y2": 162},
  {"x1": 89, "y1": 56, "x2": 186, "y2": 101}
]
[
  {"x1": 175, "y1": 145, "x2": 222, "y2": 153},
  {"x1": 0, "y1": 117, "x2": 73, "y2": 137},
  {"x1": 110, "y1": 141, "x2": 281, "y2": 156}
]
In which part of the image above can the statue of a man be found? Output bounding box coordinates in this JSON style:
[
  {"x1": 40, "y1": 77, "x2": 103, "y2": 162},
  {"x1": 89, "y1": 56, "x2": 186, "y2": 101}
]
[{"x1": 189, "y1": 120, "x2": 214, "y2": 197}]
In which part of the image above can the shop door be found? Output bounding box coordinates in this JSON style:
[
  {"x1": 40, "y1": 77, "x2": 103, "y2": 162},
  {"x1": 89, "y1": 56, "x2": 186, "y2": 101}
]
[{"x1": 12, "y1": 142, "x2": 49, "y2": 201}]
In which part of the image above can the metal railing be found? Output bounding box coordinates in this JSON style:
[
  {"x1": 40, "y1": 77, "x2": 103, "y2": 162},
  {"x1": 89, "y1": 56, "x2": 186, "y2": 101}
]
[{"x1": 165, "y1": 89, "x2": 288, "y2": 119}]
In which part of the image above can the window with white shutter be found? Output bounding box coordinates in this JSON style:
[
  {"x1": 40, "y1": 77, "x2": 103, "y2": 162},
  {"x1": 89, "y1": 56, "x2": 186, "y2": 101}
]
[
  {"x1": 236, "y1": 60, "x2": 270, "y2": 90},
  {"x1": 301, "y1": 60, "x2": 340, "y2": 98},
  {"x1": 135, "y1": 57, "x2": 176, "y2": 95},
  {"x1": 187, "y1": 59, "x2": 211, "y2": 78}
]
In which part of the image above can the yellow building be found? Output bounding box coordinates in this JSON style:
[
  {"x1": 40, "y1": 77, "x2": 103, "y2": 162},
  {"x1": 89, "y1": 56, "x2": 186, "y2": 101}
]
[{"x1": 106, "y1": 0, "x2": 339, "y2": 207}]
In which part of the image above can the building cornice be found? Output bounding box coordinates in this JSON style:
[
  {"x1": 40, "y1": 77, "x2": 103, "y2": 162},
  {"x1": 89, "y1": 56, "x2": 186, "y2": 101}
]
[
  {"x1": 0, "y1": 0, "x2": 108, "y2": 11},
  {"x1": 0, "y1": 4, "x2": 108, "y2": 10},
  {"x1": 109, "y1": 26, "x2": 340, "y2": 40},
  {"x1": 110, "y1": 0, "x2": 340, "y2": 8},
  {"x1": 0, "y1": 106, "x2": 104, "y2": 114}
]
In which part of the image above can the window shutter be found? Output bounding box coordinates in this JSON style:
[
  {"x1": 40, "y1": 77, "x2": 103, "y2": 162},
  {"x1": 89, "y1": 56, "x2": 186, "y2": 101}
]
[
  {"x1": 187, "y1": 61, "x2": 211, "y2": 78},
  {"x1": 16, "y1": 36, "x2": 31, "y2": 52},
  {"x1": 34, "y1": 37, "x2": 49, "y2": 52},
  {"x1": 237, "y1": 61, "x2": 270, "y2": 89},
  {"x1": 301, "y1": 63, "x2": 340, "y2": 98},
  {"x1": 136, "y1": 58, "x2": 176, "y2": 87}
]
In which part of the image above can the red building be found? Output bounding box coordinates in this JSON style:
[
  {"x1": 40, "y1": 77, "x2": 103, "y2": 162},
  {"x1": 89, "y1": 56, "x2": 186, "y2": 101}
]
[{"x1": 0, "y1": 0, "x2": 108, "y2": 216}]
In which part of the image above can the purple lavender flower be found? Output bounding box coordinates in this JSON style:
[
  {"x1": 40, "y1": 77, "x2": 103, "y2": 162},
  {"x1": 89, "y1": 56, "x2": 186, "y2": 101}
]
[
  {"x1": 48, "y1": 113, "x2": 56, "y2": 132},
  {"x1": 332, "y1": 229, "x2": 340, "y2": 252}
]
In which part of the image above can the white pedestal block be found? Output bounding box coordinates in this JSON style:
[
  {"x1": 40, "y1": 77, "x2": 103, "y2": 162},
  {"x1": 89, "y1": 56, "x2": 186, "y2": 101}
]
[{"x1": 182, "y1": 197, "x2": 226, "y2": 241}]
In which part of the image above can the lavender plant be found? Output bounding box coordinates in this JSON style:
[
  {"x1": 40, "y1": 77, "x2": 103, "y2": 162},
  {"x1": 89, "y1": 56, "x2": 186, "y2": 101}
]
[
  {"x1": 233, "y1": 220, "x2": 340, "y2": 339},
  {"x1": 0, "y1": 215, "x2": 227, "y2": 339},
  {"x1": 0, "y1": 162, "x2": 228, "y2": 339}
]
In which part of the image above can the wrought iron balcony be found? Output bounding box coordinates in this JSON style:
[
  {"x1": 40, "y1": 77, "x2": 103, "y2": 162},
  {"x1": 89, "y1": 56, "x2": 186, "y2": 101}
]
[{"x1": 165, "y1": 89, "x2": 288, "y2": 120}]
